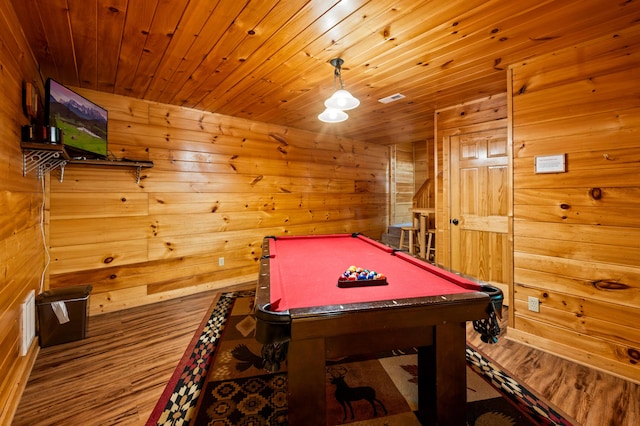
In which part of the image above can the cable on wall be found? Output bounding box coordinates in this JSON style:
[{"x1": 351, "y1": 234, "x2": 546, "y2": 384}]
[{"x1": 38, "y1": 175, "x2": 51, "y2": 294}]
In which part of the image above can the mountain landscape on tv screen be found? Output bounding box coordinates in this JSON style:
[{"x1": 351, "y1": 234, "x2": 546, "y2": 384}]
[
  {"x1": 50, "y1": 101, "x2": 106, "y2": 139},
  {"x1": 48, "y1": 82, "x2": 108, "y2": 158},
  {"x1": 60, "y1": 97, "x2": 106, "y2": 123}
]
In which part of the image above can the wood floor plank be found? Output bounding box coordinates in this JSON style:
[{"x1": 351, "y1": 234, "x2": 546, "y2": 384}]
[
  {"x1": 12, "y1": 288, "x2": 223, "y2": 426},
  {"x1": 12, "y1": 287, "x2": 638, "y2": 425},
  {"x1": 467, "y1": 307, "x2": 640, "y2": 426}
]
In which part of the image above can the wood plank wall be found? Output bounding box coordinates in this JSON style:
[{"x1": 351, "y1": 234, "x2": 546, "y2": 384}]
[
  {"x1": 389, "y1": 140, "x2": 428, "y2": 226},
  {"x1": 390, "y1": 142, "x2": 414, "y2": 225},
  {"x1": 47, "y1": 88, "x2": 388, "y2": 315},
  {"x1": 414, "y1": 140, "x2": 428, "y2": 194},
  {"x1": 508, "y1": 26, "x2": 640, "y2": 383},
  {"x1": 0, "y1": 0, "x2": 46, "y2": 422}
]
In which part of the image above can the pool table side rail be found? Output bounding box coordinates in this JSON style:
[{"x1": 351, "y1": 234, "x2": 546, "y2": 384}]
[{"x1": 255, "y1": 236, "x2": 292, "y2": 344}]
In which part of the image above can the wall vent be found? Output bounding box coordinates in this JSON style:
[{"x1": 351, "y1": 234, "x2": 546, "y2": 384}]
[{"x1": 20, "y1": 290, "x2": 36, "y2": 356}]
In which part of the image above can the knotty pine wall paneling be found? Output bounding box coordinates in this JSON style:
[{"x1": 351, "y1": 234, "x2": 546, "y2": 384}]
[
  {"x1": 389, "y1": 142, "x2": 415, "y2": 225},
  {"x1": 414, "y1": 139, "x2": 428, "y2": 193},
  {"x1": 48, "y1": 88, "x2": 388, "y2": 315},
  {"x1": 0, "y1": 0, "x2": 46, "y2": 422},
  {"x1": 509, "y1": 26, "x2": 640, "y2": 384}
]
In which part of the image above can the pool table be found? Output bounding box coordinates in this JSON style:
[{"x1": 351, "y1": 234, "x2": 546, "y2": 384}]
[{"x1": 254, "y1": 233, "x2": 501, "y2": 426}]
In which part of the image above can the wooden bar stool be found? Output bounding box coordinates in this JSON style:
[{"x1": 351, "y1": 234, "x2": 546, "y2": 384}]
[{"x1": 399, "y1": 225, "x2": 420, "y2": 254}]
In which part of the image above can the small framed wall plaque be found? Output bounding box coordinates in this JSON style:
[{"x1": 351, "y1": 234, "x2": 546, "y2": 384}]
[
  {"x1": 23, "y1": 81, "x2": 41, "y2": 121},
  {"x1": 535, "y1": 154, "x2": 566, "y2": 174}
]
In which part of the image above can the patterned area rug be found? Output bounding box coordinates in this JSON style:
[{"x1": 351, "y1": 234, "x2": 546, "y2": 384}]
[{"x1": 147, "y1": 290, "x2": 574, "y2": 425}]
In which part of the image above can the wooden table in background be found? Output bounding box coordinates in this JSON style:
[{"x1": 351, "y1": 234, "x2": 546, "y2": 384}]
[{"x1": 409, "y1": 207, "x2": 435, "y2": 259}]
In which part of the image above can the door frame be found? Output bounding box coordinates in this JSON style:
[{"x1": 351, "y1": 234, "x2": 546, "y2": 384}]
[{"x1": 436, "y1": 119, "x2": 514, "y2": 315}]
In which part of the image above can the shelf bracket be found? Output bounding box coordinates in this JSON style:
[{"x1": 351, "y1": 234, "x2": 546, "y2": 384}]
[
  {"x1": 21, "y1": 142, "x2": 152, "y2": 183},
  {"x1": 22, "y1": 149, "x2": 67, "y2": 182}
]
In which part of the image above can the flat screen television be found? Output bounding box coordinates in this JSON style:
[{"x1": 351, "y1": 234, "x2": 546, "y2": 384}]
[{"x1": 45, "y1": 78, "x2": 108, "y2": 159}]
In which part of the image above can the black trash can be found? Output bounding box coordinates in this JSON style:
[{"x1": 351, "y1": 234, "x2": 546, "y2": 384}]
[{"x1": 36, "y1": 285, "x2": 92, "y2": 347}]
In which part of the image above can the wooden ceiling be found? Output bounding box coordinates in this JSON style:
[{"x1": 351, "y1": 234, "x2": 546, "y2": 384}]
[{"x1": 11, "y1": 0, "x2": 640, "y2": 145}]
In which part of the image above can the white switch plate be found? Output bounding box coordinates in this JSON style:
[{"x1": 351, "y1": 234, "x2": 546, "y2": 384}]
[
  {"x1": 218, "y1": 257, "x2": 224, "y2": 266},
  {"x1": 527, "y1": 296, "x2": 540, "y2": 312}
]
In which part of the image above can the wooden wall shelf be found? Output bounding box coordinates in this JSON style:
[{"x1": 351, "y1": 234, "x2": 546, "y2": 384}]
[{"x1": 20, "y1": 142, "x2": 153, "y2": 183}]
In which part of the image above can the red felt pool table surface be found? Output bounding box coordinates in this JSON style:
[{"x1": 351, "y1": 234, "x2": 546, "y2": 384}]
[{"x1": 266, "y1": 233, "x2": 482, "y2": 311}]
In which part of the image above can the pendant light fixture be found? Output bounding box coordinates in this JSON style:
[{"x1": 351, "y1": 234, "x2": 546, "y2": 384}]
[
  {"x1": 318, "y1": 58, "x2": 359, "y2": 123},
  {"x1": 318, "y1": 107, "x2": 349, "y2": 123}
]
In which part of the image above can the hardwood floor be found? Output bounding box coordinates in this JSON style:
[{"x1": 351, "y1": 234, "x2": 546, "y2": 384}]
[
  {"x1": 12, "y1": 287, "x2": 228, "y2": 426},
  {"x1": 468, "y1": 310, "x2": 639, "y2": 426},
  {"x1": 12, "y1": 288, "x2": 639, "y2": 426}
]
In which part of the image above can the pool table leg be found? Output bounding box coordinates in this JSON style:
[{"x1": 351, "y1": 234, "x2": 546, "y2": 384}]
[
  {"x1": 418, "y1": 322, "x2": 467, "y2": 425},
  {"x1": 287, "y1": 337, "x2": 326, "y2": 426}
]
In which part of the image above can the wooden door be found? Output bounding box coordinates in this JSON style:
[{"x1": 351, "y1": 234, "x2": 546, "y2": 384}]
[{"x1": 448, "y1": 128, "x2": 510, "y2": 296}]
